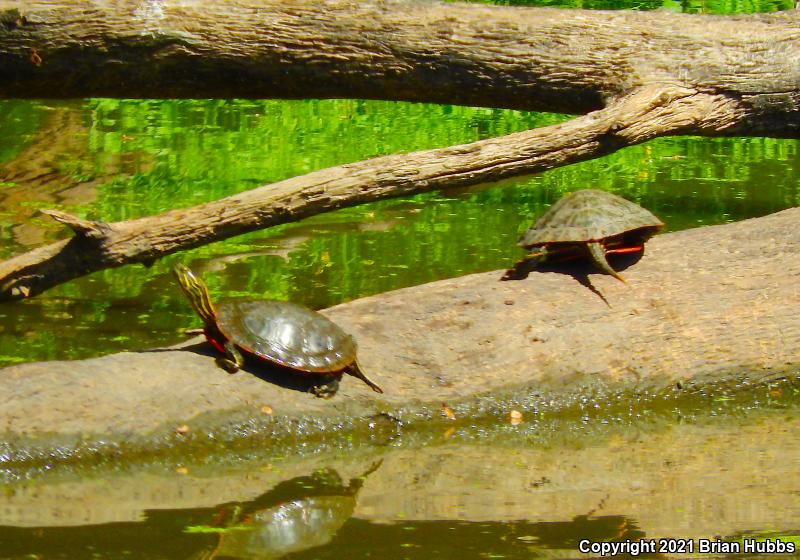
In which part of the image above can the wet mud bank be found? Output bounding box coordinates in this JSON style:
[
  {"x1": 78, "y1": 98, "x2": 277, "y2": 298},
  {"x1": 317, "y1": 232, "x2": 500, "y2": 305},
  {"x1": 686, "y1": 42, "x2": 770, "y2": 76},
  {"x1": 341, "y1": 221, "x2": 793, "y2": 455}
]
[{"x1": 1, "y1": 208, "x2": 799, "y2": 472}]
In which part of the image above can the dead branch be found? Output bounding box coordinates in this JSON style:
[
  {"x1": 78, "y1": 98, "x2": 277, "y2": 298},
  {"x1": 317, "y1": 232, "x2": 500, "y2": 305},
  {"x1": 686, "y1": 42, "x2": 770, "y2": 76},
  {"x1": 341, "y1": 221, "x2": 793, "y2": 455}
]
[{"x1": 0, "y1": 86, "x2": 739, "y2": 300}]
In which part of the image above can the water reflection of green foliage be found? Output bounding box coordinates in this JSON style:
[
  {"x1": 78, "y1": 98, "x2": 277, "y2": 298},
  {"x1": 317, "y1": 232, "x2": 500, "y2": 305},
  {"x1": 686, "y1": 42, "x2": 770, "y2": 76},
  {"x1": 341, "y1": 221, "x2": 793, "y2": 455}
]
[
  {"x1": 87, "y1": 98, "x2": 560, "y2": 223},
  {"x1": 0, "y1": 101, "x2": 48, "y2": 163}
]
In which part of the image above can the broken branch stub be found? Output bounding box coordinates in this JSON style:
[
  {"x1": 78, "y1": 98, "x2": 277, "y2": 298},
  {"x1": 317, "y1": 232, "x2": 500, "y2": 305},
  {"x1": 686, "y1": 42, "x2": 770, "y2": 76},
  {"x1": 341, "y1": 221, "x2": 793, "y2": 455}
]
[{"x1": 38, "y1": 209, "x2": 110, "y2": 240}]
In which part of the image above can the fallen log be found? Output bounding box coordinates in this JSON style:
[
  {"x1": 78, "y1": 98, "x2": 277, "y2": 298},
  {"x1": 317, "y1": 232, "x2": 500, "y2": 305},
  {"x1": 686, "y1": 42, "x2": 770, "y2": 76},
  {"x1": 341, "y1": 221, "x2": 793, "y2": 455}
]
[
  {"x1": 2, "y1": 1, "x2": 798, "y2": 124},
  {"x1": 1, "y1": 208, "x2": 798, "y2": 470}
]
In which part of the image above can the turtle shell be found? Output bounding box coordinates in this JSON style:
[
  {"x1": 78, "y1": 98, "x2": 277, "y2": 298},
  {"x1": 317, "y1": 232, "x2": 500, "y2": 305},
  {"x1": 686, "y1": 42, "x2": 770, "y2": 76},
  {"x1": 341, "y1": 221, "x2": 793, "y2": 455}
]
[
  {"x1": 214, "y1": 299, "x2": 356, "y2": 373},
  {"x1": 519, "y1": 189, "x2": 663, "y2": 248}
]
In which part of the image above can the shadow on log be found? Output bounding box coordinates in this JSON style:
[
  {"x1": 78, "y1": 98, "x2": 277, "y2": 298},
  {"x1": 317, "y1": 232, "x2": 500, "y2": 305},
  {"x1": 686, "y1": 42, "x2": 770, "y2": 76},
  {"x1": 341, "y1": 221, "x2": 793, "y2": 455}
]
[{"x1": 1, "y1": 208, "x2": 798, "y2": 470}]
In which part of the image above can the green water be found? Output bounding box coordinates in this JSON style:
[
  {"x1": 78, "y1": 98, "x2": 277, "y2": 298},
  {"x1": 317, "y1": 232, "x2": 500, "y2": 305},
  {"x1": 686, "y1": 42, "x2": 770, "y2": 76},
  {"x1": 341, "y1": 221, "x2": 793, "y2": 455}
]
[{"x1": 2, "y1": 384, "x2": 800, "y2": 558}]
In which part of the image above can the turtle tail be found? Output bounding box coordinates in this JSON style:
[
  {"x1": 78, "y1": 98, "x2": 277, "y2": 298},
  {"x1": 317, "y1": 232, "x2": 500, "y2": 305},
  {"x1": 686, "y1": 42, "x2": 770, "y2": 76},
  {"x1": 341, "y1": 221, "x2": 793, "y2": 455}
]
[
  {"x1": 587, "y1": 242, "x2": 626, "y2": 283},
  {"x1": 348, "y1": 358, "x2": 384, "y2": 394}
]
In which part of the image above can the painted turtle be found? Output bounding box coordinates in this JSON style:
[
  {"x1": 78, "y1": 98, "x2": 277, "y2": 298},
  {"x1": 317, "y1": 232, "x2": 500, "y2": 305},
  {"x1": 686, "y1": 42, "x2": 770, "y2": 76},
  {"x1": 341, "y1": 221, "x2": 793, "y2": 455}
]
[
  {"x1": 173, "y1": 263, "x2": 383, "y2": 397},
  {"x1": 509, "y1": 189, "x2": 663, "y2": 282}
]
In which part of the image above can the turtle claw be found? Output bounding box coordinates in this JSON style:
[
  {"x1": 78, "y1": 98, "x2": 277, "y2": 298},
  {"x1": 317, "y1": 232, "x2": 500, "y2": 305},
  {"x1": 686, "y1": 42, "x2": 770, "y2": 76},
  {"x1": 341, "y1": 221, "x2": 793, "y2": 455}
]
[
  {"x1": 216, "y1": 340, "x2": 243, "y2": 373},
  {"x1": 215, "y1": 356, "x2": 240, "y2": 373}
]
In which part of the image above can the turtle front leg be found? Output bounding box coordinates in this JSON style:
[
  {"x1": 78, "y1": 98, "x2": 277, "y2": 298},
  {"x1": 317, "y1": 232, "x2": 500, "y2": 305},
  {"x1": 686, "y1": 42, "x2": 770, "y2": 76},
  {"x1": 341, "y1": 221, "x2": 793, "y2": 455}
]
[
  {"x1": 310, "y1": 376, "x2": 340, "y2": 399},
  {"x1": 502, "y1": 249, "x2": 547, "y2": 280},
  {"x1": 216, "y1": 340, "x2": 244, "y2": 373}
]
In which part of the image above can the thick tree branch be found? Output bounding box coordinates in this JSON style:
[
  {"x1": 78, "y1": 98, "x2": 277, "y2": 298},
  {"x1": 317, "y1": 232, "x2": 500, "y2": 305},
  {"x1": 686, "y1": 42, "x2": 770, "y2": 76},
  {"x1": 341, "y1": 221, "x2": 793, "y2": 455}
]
[
  {"x1": 0, "y1": 1, "x2": 798, "y2": 135},
  {"x1": 0, "y1": 85, "x2": 739, "y2": 301}
]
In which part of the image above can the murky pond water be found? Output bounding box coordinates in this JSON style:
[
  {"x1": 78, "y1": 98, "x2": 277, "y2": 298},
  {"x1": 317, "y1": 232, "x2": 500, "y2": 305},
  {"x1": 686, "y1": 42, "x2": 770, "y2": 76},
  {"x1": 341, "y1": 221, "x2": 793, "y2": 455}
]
[{"x1": 2, "y1": 385, "x2": 800, "y2": 559}]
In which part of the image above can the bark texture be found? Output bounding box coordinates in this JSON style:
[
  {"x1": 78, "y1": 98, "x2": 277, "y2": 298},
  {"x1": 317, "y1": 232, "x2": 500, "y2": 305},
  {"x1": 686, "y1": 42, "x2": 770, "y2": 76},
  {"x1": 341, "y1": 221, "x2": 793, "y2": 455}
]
[{"x1": 0, "y1": 1, "x2": 798, "y2": 129}]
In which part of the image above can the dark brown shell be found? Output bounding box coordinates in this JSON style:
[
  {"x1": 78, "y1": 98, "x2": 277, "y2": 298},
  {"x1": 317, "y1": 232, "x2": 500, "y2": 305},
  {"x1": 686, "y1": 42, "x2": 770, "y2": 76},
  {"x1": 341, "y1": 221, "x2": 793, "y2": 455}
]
[
  {"x1": 215, "y1": 300, "x2": 356, "y2": 373},
  {"x1": 518, "y1": 189, "x2": 663, "y2": 248}
]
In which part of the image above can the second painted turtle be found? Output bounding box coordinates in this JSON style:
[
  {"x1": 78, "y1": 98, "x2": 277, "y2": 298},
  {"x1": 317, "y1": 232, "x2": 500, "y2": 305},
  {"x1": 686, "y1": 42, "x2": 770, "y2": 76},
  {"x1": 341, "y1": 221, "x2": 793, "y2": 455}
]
[{"x1": 508, "y1": 189, "x2": 663, "y2": 281}]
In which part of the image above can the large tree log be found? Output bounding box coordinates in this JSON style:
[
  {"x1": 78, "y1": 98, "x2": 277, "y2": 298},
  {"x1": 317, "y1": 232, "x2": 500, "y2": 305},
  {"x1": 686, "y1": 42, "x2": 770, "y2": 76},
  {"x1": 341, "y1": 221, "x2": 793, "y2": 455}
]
[
  {"x1": 2, "y1": 209, "x2": 798, "y2": 469},
  {"x1": 1, "y1": 1, "x2": 798, "y2": 299},
  {"x1": 1, "y1": 1, "x2": 798, "y2": 133}
]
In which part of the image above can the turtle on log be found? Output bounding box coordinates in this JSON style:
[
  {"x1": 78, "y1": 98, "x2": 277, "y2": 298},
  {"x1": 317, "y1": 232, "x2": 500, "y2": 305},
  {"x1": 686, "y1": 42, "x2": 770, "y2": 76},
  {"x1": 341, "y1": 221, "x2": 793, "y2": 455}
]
[
  {"x1": 505, "y1": 189, "x2": 663, "y2": 282},
  {"x1": 173, "y1": 263, "x2": 383, "y2": 397}
]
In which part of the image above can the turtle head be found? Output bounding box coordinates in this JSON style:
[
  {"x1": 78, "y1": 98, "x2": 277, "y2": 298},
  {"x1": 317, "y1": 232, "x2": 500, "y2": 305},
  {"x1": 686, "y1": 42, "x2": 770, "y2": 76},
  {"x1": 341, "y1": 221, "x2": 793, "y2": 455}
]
[{"x1": 173, "y1": 263, "x2": 217, "y2": 325}]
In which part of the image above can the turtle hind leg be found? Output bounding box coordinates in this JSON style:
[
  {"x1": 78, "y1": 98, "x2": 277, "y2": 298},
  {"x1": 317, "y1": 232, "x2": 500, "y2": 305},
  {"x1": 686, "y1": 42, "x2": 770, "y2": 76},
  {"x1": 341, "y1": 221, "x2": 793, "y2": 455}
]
[
  {"x1": 347, "y1": 358, "x2": 384, "y2": 394},
  {"x1": 586, "y1": 241, "x2": 626, "y2": 283},
  {"x1": 310, "y1": 376, "x2": 339, "y2": 399}
]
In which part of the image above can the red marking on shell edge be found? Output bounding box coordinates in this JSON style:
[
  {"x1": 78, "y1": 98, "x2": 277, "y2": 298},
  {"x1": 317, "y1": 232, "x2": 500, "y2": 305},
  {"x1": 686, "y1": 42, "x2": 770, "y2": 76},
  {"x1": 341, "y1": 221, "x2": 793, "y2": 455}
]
[
  {"x1": 203, "y1": 325, "x2": 343, "y2": 377},
  {"x1": 605, "y1": 245, "x2": 644, "y2": 255}
]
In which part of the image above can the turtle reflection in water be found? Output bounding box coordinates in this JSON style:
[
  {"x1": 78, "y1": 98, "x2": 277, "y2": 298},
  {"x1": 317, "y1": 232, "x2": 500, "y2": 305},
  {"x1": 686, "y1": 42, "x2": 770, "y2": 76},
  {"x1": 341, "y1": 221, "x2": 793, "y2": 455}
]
[
  {"x1": 504, "y1": 189, "x2": 663, "y2": 282},
  {"x1": 173, "y1": 264, "x2": 383, "y2": 397},
  {"x1": 193, "y1": 462, "x2": 382, "y2": 559}
]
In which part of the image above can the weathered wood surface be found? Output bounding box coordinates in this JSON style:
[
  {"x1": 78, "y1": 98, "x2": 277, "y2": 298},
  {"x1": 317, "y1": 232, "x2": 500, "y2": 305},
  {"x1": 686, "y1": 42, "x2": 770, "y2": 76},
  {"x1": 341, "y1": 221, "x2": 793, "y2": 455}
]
[
  {"x1": 1, "y1": 208, "x2": 798, "y2": 467},
  {"x1": 1, "y1": 1, "x2": 798, "y2": 125}
]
